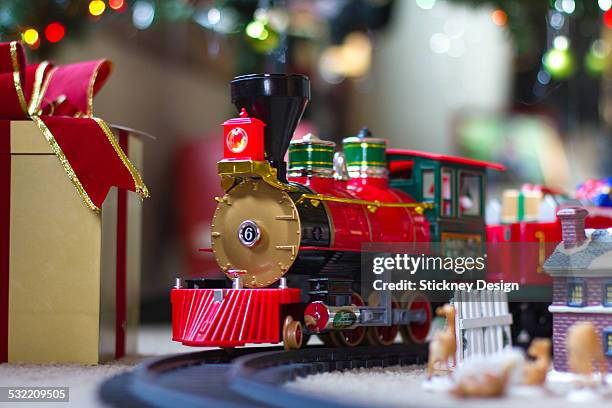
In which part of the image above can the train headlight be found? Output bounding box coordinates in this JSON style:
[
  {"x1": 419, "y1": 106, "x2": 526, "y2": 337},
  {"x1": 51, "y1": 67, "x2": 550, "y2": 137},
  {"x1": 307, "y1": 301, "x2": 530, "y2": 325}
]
[{"x1": 226, "y1": 127, "x2": 249, "y2": 153}]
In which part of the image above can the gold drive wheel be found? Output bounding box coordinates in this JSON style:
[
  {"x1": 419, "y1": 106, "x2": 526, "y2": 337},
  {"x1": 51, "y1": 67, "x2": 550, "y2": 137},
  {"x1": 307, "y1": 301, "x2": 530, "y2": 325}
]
[
  {"x1": 211, "y1": 179, "x2": 301, "y2": 288},
  {"x1": 283, "y1": 316, "x2": 303, "y2": 350}
]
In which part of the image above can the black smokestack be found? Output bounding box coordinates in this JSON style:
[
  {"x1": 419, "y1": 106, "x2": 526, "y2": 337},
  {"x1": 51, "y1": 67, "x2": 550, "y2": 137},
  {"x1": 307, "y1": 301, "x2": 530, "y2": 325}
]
[{"x1": 230, "y1": 74, "x2": 310, "y2": 182}]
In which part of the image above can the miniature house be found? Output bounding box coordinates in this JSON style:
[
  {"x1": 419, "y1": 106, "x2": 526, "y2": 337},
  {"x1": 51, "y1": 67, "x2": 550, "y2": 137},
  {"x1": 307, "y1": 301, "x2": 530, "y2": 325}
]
[{"x1": 544, "y1": 207, "x2": 612, "y2": 372}]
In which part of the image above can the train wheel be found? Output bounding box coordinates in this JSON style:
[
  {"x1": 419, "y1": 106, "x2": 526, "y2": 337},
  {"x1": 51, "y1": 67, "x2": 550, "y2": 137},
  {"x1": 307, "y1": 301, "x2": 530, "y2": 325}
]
[
  {"x1": 365, "y1": 292, "x2": 399, "y2": 346},
  {"x1": 329, "y1": 293, "x2": 367, "y2": 347},
  {"x1": 283, "y1": 316, "x2": 303, "y2": 350},
  {"x1": 399, "y1": 291, "x2": 432, "y2": 345}
]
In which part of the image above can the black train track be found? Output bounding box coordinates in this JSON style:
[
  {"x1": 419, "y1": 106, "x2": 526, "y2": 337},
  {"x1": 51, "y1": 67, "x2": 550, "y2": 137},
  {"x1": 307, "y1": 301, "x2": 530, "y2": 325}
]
[{"x1": 100, "y1": 345, "x2": 428, "y2": 408}]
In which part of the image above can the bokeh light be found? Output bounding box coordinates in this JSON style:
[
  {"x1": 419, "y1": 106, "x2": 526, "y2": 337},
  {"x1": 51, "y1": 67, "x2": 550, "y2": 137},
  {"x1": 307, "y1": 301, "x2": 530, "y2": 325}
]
[
  {"x1": 44, "y1": 22, "x2": 65, "y2": 43},
  {"x1": 550, "y1": 12, "x2": 565, "y2": 30},
  {"x1": 604, "y1": 9, "x2": 612, "y2": 28},
  {"x1": 246, "y1": 21, "x2": 266, "y2": 39},
  {"x1": 491, "y1": 9, "x2": 507, "y2": 27},
  {"x1": 109, "y1": 0, "x2": 125, "y2": 11},
  {"x1": 207, "y1": 8, "x2": 221, "y2": 25},
  {"x1": 133, "y1": 1, "x2": 155, "y2": 30},
  {"x1": 554, "y1": 0, "x2": 575, "y2": 14},
  {"x1": 193, "y1": 6, "x2": 238, "y2": 34},
  {"x1": 599, "y1": 0, "x2": 612, "y2": 11},
  {"x1": 319, "y1": 32, "x2": 372, "y2": 81},
  {"x1": 543, "y1": 48, "x2": 575, "y2": 80},
  {"x1": 585, "y1": 39, "x2": 611, "y2": 76},
  {"x1": 341, "y1": 32, "x2": 372, "y2": 77},
  {"x1": 416, "y1": 0, "x2": 436, "y2": 10},
  {"x1": 88, "y1": 0, "x2": 106, "y2": 17},
  {"x1": 430, "y1": 33, "x2": 450, "y2": 54},
  {"x1": 22, "y1": 28, "x2": 39, "y2": 46},
  {"x1": 553, "y1": 35, "x2": 569, "y2": 51},
  {"x1": 537, "y1": 70, "x2": 551, "y2": 85}
]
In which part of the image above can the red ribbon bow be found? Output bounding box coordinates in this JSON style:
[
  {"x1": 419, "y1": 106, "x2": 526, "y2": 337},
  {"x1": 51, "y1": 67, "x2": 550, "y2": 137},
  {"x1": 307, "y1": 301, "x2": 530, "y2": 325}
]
[{"x1": 0, "y1": 41, "x2": 148, "y2": 210}]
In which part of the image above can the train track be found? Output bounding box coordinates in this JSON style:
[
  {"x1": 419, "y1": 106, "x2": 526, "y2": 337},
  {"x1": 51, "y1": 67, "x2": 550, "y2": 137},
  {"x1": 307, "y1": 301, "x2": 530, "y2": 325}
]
[{"x1": 100, "y1": 345, "x2": 428, "y2": 408}]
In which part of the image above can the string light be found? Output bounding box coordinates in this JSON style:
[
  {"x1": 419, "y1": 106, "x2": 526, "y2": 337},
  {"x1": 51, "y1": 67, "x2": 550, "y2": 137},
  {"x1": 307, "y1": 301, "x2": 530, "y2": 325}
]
[
  {"x1": 89, "y1": 0, "x2": 106, "y2": 17},
  {"x1": 22, "y1": 28, "x2": 39, "y2": 46},
  {"x1": 491, "y1": 9, "x2": 508, "y2": 27},
  {"x1": 44, "y1": 22, "x2": 65, "y2": 43},
  {"x1": 109, "y1": 0, "x2": 124, "y2": 11},
  {"x1": 553, "y1": 35, "x2": 569, "y2": 51},
  {"x1": 319, "y1": 32, "x2": 372, "y2": 81},
  {"x1": 416, "y1": 0, "x2": 436, "y2": 10},
  {"x1": 585, "y1": 39, "x2": 610, "y2": 76},
  {"x1": 605, "y1": 9, "x2": 612, "y2": 28},
  {"x1": 246, "y1": 20, "x2": 266, "y2": 39},
  {"x1": 132, "y1": 1, "x2": 155, "y2": 29},
  {"x1": 549, "y1": 12, "x2": 565, "y2": 30},
  {"x1": 207, "y1": 8, "x2": 221, "y2": 25},
  {"x1": 194, "y1": 6, "x2": 238, "y2": 34},
  {"x1": 430, "y1": 33, "x2": 450, "y2": 54},
  {"x1": 554, "y1": 0, "x2": 575, "y2": 14},
  {"x1": 599, "y1": 0, "x2": 612, "y2": 11},
  {"x1": 543, "y1": 47, "x2": 575, "y2": 79}
]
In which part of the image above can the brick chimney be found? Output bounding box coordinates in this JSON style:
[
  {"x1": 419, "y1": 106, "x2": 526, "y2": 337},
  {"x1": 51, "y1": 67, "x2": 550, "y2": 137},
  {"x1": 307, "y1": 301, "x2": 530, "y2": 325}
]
[{"x1": 557, "y1": 207, "x2": 588, "y2": 249}]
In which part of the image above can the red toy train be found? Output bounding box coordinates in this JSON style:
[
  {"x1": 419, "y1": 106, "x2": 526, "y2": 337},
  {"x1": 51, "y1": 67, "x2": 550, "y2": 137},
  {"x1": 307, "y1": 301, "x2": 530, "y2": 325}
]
[{"x1": 171, "y1": 74, "x2": 612, "y2": 350}]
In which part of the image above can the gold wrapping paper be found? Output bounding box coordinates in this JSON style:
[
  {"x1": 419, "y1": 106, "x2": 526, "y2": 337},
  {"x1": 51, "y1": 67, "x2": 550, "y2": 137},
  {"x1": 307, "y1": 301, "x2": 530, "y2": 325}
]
[{"x1": 6, "y1": 121, "x2": 143, "y2": 364}]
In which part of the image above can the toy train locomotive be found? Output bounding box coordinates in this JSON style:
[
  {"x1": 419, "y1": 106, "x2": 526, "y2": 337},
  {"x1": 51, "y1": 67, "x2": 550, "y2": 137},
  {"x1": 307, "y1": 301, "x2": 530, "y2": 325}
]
[{"x1": 171, "y1": 73, "x2": 612, "y2": 350}]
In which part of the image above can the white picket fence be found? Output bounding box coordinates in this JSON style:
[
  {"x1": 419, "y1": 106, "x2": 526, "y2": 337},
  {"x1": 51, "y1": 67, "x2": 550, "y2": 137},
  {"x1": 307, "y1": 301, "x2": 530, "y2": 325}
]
[{"x1": 453, "y1": 290, "x2": 513, "y2": 365}]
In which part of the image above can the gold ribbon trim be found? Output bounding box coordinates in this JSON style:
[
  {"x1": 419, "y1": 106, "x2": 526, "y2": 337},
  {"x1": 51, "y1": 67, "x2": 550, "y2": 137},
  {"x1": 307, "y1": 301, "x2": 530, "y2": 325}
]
[
  {"x1": 9, "y1": 41, "x2": 28, "y2": 115},
  {"x1": 94, "y1": 118, "x2": 150, "y2": 198},
  {"x1": 28, "y1": 62, "x2": 54, "y2": 115}
]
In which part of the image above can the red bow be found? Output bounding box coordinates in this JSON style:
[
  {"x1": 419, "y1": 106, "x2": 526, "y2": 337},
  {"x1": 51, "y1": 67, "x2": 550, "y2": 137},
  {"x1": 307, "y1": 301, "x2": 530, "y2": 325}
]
[{"x1": 0, "y1": 41, "x2": 148, "y2": 210}]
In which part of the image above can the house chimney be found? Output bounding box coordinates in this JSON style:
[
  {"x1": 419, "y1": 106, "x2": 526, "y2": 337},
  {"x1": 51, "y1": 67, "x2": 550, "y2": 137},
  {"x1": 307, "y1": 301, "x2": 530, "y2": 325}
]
[{"x1": 557, "y1": 207, "x2": 588, "y2": 249}]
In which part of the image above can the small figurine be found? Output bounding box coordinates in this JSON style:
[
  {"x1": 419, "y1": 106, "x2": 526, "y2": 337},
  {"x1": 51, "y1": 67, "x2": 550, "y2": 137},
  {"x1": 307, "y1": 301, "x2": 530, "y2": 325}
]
[
  {"x1": 522, "y1": 338, "x2": 551, "y2": 386},
  {"x1": 566, "y1": 322, "x2": 608, "y2": 386},
  {"x1": 427, "y1": 304, "x2": 456, "y2": 379}
]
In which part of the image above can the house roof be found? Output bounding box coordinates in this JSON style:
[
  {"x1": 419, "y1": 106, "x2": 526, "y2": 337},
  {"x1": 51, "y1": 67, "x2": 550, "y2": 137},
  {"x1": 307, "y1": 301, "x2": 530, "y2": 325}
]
[{"x1": 544, "y1": 229, "x2": 612, "y2": 276}]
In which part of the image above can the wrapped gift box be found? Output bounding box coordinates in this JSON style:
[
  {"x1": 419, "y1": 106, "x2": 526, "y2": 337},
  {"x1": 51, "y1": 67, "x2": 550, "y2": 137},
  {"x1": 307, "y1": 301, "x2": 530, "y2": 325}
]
[
  {"x1": 0, "y1": 122, "x2": 146, "y2": 364},
  {"x1": 0, "y1": 41, "x2": 149, "y2": 364},
  {"x1": 501, "y1": 188, "x2": 542, "y2": 223}
]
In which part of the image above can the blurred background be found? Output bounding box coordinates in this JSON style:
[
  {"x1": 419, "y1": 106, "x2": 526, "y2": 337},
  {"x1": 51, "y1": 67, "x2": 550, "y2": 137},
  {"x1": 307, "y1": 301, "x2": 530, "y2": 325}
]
[{"x1": 2, "y1": 0, "x2": 611, "y2": 321}]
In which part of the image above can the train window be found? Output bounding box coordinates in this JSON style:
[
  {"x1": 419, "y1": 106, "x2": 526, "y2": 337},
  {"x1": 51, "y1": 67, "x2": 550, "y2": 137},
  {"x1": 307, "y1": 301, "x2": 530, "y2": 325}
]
[
  {"x1": 389, "y1": 160, "x2": 413, "y2": 180},
  {"x1": 605, "y1": 329, "x2": 612, "y2": 356},
  {"x1": 441, "y1": 168, "x2": 454, "y2": 217},
  {"x1": 604, "y1": 282, "x2": 612, "y2": 307},
  {"x1": 459, "y1": 172, "x2": 482, "y2": 217},
  {"x1": 422, "y1": 169, "x2": 435, "y2": 200},
  {"x1": 567, "y1": 279, "x2": 586, "y2": 307}
]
